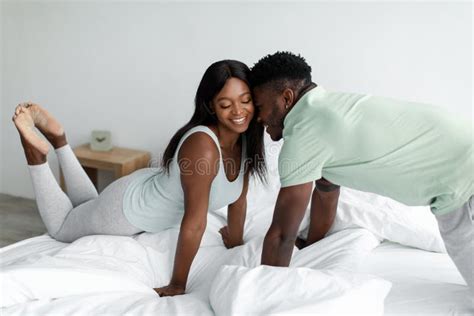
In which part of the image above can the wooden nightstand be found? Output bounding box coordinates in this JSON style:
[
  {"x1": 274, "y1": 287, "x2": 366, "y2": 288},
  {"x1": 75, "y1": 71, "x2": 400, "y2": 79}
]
[{"x1": 60, "y1": 144, "x2": 151, "y2": 192}]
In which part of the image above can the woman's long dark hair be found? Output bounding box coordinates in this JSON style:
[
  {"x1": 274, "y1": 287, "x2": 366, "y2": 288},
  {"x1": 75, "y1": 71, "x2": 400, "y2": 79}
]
[{"x1": 161, "y1": 60, "x2": 266, "y2": 181}]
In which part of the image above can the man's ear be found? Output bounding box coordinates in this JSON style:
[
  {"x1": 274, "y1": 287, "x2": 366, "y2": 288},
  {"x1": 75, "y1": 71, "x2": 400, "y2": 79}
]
[{"x1": 282, "y1": 88, "x2": 295, "y2": 109}]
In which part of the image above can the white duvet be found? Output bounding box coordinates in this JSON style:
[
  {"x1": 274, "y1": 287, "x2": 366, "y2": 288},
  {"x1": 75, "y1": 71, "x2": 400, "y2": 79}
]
[
  {"x1": 210, "y1": 265, "x2": 391, "y2": 316},
  {"x1": 0, "y1": 138, "x2": 458, "y2": 315},
  {"x1": 0, "y1": 188, "x2": 461, "y2": 315},
  {"x1": 1, "y1": 213, "x2": 387, "y2": 315}
]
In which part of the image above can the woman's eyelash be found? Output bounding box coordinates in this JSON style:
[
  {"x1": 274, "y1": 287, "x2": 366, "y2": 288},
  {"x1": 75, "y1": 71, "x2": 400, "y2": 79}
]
[{"x1": 220, "y1": 99, "x2": 251, "y2": 108}]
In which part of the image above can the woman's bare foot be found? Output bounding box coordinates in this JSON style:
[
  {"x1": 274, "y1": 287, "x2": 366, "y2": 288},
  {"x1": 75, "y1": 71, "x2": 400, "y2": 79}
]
[
  {"x1": 15, "y1": 102, "x2": 67, "y2": 149},
  {"x1": 12, "y1": 108, "x2": 49, "y2": 164}
]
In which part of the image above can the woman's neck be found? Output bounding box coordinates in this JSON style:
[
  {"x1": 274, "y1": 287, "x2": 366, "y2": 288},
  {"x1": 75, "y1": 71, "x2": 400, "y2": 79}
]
[{"x1": 209, "y1": 125, "x2": 241, "y2": 151}]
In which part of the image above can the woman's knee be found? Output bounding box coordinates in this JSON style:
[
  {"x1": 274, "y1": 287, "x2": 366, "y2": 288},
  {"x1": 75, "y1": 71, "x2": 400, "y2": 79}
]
[{"x1": 50, "y1": 226, "x2": 81, "y2": 243}]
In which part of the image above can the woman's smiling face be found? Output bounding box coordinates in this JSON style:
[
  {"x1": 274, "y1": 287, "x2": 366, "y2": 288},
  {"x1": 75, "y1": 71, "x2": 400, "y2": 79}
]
[{"x1": 211, "y1": 77, "x2": 254, "y2": 134}]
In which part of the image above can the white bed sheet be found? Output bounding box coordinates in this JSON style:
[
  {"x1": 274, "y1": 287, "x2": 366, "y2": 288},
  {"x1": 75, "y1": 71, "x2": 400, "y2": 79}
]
[
  {"x1": 1, "y1": 205, "x2": 382, "y2": 315},
  {"x1": 0, "y1": 213, "x2": 230, "y2": 315},
  {"x1": 360, "y1": 242, "x2": 472, "y2": 316},
  {"x1": 2, "y1": 233, "x2": 471, "y2": 314},
  {"x1": 1, "y1": 190, "x2": 472, "y2": 315}
]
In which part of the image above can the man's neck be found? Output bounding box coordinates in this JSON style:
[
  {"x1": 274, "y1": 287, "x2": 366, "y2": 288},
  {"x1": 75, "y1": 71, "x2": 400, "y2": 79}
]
[{"x1": 293, "y1": 82, "x2": 317, "y2": 106}]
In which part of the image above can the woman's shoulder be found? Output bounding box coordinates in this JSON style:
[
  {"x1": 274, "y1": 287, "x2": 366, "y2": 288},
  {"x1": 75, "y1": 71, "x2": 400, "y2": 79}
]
[{"x1": 178, "y1": 126, "x2": 220, "y2": 163}]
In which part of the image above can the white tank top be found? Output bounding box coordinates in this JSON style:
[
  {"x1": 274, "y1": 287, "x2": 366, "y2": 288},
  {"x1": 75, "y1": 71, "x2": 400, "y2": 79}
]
[{"x1": 122, "y1": 125, "x2": 246, "y2": 232}]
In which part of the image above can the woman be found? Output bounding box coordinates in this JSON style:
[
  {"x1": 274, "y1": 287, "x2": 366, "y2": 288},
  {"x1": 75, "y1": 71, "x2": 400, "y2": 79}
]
[{"x1": 11, "y1": 60, "x2": 266, "y2": 297}]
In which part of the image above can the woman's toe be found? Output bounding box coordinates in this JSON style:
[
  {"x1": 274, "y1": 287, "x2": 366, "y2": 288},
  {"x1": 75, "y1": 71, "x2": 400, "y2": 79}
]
[{"x1": 15, "y1": 104, "x2": 23, "y2": 115}]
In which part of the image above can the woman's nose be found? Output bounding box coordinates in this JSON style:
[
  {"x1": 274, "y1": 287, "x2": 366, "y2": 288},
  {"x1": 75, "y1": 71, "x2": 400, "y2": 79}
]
[{"x1": 231, "y1": 105, "x2": 243, "y2": 115}]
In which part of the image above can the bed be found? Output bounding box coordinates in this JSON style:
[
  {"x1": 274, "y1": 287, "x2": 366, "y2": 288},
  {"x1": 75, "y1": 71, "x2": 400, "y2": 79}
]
[
  {"x1": 1, "y1": 190, "x2": 471, "y2": 315},
  {"x1": 1, "y1": 140, "x2": 472, "y2": 315}
]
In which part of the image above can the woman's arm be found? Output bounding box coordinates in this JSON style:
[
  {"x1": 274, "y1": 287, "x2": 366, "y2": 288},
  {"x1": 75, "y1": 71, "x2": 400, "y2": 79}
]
[
  {"x1": 219, "y1": 172, "x2": 249, "y2": 248},
  {"x1": 154, "y1": 133, "x2": 219, "y2": 297}
]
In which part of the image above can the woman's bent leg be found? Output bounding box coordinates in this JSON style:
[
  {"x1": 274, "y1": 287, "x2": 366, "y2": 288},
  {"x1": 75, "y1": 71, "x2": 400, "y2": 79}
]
[
  {"x1": 28, "y1": 162, "x2": 74, "y2": 236},
  {"x1": 53, "y1": 175, "x2": 143, "y2": 243},
  {"x1": 14, "y1": 102, "x2": 142, "y2": 242},
  {"x1": 19, "y1": 102, "x2": 99, "y2": 206},
  {"x1": 55, "y1": 144, "x2": 98, "y2": 206}
]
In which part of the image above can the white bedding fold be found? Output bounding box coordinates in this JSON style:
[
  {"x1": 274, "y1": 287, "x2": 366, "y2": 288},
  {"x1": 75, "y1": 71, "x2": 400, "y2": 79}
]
[
  {"x1": 209, "y1": 265, "x2": 392, "y2": 316},
  {"x1": 1, "y1": 236, "x2": 157, "y2": 307},
  {"x1": 1, "y1": 225, "x2": 383, "y2": 314}
]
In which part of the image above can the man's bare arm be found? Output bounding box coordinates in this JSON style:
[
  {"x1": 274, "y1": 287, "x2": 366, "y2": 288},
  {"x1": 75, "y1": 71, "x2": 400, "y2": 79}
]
[
  {"x1": 304, "y1": 178, "x2": 340, "y2": 247},
  {"x1": 261, "y1": 182, "x2": 313, "y2": 266}
]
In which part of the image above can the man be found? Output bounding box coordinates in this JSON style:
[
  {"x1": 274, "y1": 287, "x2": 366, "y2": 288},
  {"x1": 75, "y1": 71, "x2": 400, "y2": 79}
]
[{"x1": 250, "y1": 51, "x2": 473, "y2": 292}]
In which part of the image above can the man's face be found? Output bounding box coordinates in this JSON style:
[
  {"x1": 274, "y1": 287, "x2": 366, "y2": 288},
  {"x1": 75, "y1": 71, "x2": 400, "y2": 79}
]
[{"x1": 253, "y1": 86, "x2": 287, "y2": 141}]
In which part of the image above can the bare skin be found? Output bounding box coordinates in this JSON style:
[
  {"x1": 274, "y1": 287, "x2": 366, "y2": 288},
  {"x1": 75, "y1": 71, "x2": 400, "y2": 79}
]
[
  {"x1": 261, "y1": 182, "x2": 313, "y2": 266},
  {"x1": 154, "y1": 132, "x2": 219, "y2": 297},
  {"x1": 12, "y1": 102, "x2": 67, "y2": 165},
  {"x1": 260, "y1": 180, "x2": 340, "y2": 265},
  {"x1": 254, "y1": 82, "x2": 340, "y2": 265},
  {"x1": 12, "y1": 81, "x2": 253, "y2": 298},
  {"x1": 154, "y1": 78, "x2": 254, "y2": 297},
  {"x1": 219, "y1": 171, "x2": 250, "y2": 248},
  {"x1": 302, "y1": 179, "x2": 340, "y2": 248}
]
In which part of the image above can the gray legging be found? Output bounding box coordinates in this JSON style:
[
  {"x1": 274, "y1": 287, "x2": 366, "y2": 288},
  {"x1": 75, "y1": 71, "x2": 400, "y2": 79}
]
[
  {"x1": 27, "y1": 144, "x2": 143, "y2": 243},
  {"x1": 435, "y1": 196, "x2": 473, "y2": 295}
]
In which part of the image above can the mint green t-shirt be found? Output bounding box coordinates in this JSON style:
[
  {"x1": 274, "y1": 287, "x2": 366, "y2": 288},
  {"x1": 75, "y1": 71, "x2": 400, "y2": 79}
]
[{"x1": 279, "y1": 86, "x2": 473, "y2": 215}]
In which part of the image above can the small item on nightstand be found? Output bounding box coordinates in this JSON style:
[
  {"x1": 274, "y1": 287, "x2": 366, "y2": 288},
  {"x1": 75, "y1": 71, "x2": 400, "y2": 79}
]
[{"x1": 90, "y1": 130, "x2": 113, "y2": 152}]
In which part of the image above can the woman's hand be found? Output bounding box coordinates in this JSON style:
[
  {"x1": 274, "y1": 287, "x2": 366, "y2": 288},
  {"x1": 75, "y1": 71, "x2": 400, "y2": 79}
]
[
  {"x1": 154, "y1": 284, "x2": 186, "y2": 297},
  {"x1": 219, "y1": 225, "x2": 243, "y2": 249},
  {"x1": 161, "y1": 132, "x2": 216, "y2": 299},
  {"x1": 219, "y1": 225, "x2": 231, "y2": 248}
]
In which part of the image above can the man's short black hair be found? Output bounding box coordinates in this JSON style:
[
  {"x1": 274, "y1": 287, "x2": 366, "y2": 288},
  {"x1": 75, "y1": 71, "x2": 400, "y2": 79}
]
[{"x1": 250, "y1": 51, "x2": 312, "y2": 91}]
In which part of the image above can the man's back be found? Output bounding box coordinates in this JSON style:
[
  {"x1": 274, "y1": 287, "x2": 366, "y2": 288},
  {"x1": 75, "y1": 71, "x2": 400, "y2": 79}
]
[{"x1": 279, "y1": 86, "x2": 473, "y2": 215}]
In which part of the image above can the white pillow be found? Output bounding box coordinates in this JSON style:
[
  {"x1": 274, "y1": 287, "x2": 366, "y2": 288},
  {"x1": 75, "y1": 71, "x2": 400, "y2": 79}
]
[
  {"x1": 246, "y1": 135, "x2": 282, "y2": 215},
  {"x1": 209, "y1": 265, "x2": 392, "y2": 316},
  {"x1": 298, "y1": 188, "x2": 446, "y2": 253},
  {"x1": 248, "y1": 136, "x2": 445, "y2": 253},
  {"x1": 213, "y1": 134, "x2": 280, "y2": 227},
  {"x1": 223, "y1": 228, "x2": 380, "y2": 272}
]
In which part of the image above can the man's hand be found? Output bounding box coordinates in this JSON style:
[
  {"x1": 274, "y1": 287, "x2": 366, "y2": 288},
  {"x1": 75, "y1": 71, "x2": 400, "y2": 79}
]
[
  {"x1": 261, "y1": 182, "x2": 313, "y2": 266},
  {"x1": 154, "y1": 284, "x2": 186, "y2": 297},
  {"x1": 295, "y1": 236, "x2": 307, "y2": 250},
  {"x1": 219, "y1": 225, "x2": 243, "y2": 249}
]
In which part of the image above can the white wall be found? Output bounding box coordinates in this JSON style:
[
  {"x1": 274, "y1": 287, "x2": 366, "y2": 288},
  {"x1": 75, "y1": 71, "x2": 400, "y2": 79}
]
[
  {"x1": 1, "y1": 1, "x2": 472, "y2": 198},
  {"x1": 0, "y1": 1, "x2": 4, "y2": 194}
]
